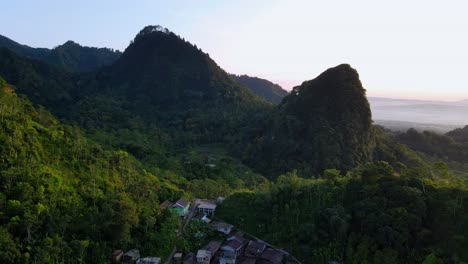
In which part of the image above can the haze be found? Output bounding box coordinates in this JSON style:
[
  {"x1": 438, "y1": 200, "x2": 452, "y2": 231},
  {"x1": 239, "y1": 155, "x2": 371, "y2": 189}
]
[{"x1": 2, "y1": 0, "x2": 468, "y2": 100}]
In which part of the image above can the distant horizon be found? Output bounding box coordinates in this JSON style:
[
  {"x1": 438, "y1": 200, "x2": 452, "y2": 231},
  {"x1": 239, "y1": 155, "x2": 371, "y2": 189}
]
[{"x1": 2, "y1": 0, "x2": 467, "y2": 100}]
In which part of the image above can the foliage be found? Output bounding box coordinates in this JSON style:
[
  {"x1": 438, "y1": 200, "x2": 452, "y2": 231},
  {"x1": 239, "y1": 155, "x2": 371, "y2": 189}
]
[
  {"x1": 243, "y1": 64, "x2": 375, "y2": 177},
  {"x1": 0, "y1": 79, "x2": 181, "y2": 263},
  {"x1": 218, "y1": 164, "x2": 468, "y2": 263},
  {"x1": 231, "y1": 74, "x2": 288, "y2": 104},
  {"x1": 0, "y1": 35, "x2": 121, "y2": 72}
]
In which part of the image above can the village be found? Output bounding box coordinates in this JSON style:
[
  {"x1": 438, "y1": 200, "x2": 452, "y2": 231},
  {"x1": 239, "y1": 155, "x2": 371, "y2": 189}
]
[{"x1": 110, "y1": 197, "x2": 300, "y2": 264}]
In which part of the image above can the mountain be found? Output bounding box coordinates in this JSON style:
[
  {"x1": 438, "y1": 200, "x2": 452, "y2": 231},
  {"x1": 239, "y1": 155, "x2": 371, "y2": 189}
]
[
  {"x1": 243, "y1": 64, "x2": 374, "y2": 176},
  {"x1": 0, "y1": 25, "x2": 467, "y2": 264},
  {"x1": 0, "y1": 76, "x2": 181, "y2": 263},
  {"x1": 0, "y1": 34, "x2": 121, "y2": 72},
  {"x1": 72, "y1": 26, "x2": 269, "y2": 143},
  {"x1": 0, "y1": 47, "x2": 74, "y2": 111},
  {"x1": 230, "y1": 74, "x2": 288, "y2": 103},
  {"x1": 0, "y1": 26, "x2": 270, "y2": 165}
]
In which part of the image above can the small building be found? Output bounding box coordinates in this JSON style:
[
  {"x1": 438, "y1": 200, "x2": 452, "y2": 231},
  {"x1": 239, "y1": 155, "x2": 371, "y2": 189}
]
[
  {"x1": 111, "y1": 250, "x2": 124, "y2": 263},
  {"x1": 196, "y1": 241, "x2": 222, "y2": 264},
  {"x1": 210, "y1": 221, "x2": 234, "y2": 235},
  {"x1": 203, "y1": 240, "x2": 222, "y2": 253},
  {"x1": 136, "y1": 257, "x2": 161, "y2": 264},
  {"x1": 245, "y1": 241, "x2": 266, "y2": 258},
  {"x1": 227, "y1": 232, "x2": 246, "y2": 243},
  {"x1": 160, "y1": 200, "x2": 172, "y2": 209},
  {"x1": 219, "y1": 251, "x2": 237, "y2": 264},
  {"x1": 196, "y1": 250, "x2": 211, "y2": 264},
  {"x1": 173, "y1": 253, "x2": 183, "y2": 263},
  {"x1": 195, "y1": 199, "x2": 217, "y2": 216},
  {"x1": 170, "y1": 198, "x2": 190, "y2": 216},
  {"x1": 220, "y1": 239, "x2": 246, "y2": 256},
  {"x1": 123, "y1": 249, "x2": 140, "y2": 263}
]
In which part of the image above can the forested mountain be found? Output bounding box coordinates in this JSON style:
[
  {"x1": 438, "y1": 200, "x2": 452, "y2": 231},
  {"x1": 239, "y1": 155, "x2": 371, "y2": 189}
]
[
  {"x1": 231, "y1": 74, "x2": 288, "y2": 103},
  {"x1": 0, "y1": 26, "x2": 467, "y2": 264},
  {"x1": 0, "y1": 77, "x2": 182, "y2": 263},
  {"x1": 0, "y1": 34, "x2": 121, "y2": 72},
  {"x1": 243, "y1": 64, "x2": 374, "y2": 177},
  {"x1": 447, "y1": 125, "x2": 468, "y2": 142}
]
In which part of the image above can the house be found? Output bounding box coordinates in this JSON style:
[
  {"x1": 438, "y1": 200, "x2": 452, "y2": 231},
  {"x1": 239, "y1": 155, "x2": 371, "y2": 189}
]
[
  {"x1": 203, "y1": 240, "x2": 222, "y2": 253},
  {"x1": 196, "y1": 241, "x2": 222, "y2": 264},
  {"x1": 170, "y1": 198, "x2": 190, "y2": 216},
  {"x1": 244, "y1": 241, "x2": 266, "y2": 258},
  {"x1": 196, "y1": 250, "x2": 211, "y2": 264},
  {"x1": 123, "y1": 249, "x2": 140, "y2": 263},
  {"x1": 136, "y1": 257, "x2": 161, "y2": 264},
  {"x1": 219, "y1": 251, "x2": 237, "y2": 264},
  {"x1": 220, "y1": 233, "x2": 247, "y2": 257},
  {"x1": 111, "y1": 250, "x2": 124, "y2": 263},
  {"x1": 227, "y1": 232, "x2": 247, "y2": 244},
  {"x1": 173, "y1": 253, "x2": 183, "y2": 263},
  {"x1": 160, "y1": 200, "x2": 172, "y2": 209},
  {"x1": 210, "y1": 221, "x2": 234, "y2": 235},
  {"x1": 183, "y1": 253, "x2": 196, "y2": 264},
  {"x1": 259, "y1": 249, "x2": 284, "y2": 264},
  {"x1": 195, "y1": 199, "x2": 217, "y2": 216}
]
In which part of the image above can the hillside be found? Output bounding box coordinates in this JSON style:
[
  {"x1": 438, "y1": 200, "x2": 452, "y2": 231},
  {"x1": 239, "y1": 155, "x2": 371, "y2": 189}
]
[
  {"x1": 0, "y1": 77, "x2": 183, "y2": 263},
  {"x1": 0, "y1": 25, "x2": 467, "y2": 264},
  {"x1": 243, "y1": 64, "x2": 374, "y2": 177},
  {"x1": 231, "y1": 74, "x2": 288, "y2": 103},
  {"x1": 0, "y1": 34, "x2": 121, "y2": 72}
]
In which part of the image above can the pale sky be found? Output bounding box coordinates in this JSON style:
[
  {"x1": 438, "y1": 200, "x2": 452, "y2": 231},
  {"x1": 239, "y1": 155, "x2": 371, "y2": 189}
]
[{"x1": 2, "y1": 0, "x2": 468, "y2": 100}]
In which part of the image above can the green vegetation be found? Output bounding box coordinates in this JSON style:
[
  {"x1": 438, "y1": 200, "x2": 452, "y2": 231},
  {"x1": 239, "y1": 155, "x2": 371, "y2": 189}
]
[
  {"x1": 0, "y1": 77, "x2": 181, "y2": 263},
  {"x1": 0, "y1": 35, "x2": 121, "y2": 72},
  {"x1": 242, "y1": 64, "x2": 374, "y2": 177},
  {"x1": 217, "y1": 163, "x2": 467, "y2": 263},
  {"x1": 231, "y1": 74, "x2": 288, "y2": 104},
  {"x1": 0, "y1": 26, "x2": 467, "y2": 264}
]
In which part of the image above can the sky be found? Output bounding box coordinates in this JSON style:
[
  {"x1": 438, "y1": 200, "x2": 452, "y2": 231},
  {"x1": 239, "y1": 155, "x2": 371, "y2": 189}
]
[{"x1": 2, "y1": 0, "x2": 468, "y2": 100}]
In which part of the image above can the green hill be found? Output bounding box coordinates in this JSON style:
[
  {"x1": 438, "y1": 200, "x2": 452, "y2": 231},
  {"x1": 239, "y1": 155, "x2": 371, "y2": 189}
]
[
  {"x1": 0, "y1": 77, "x2": 183, "y2": 263},
  {"x1": 243, "y1": 64, "x2": 374, "y2": 177},
  {"x1": 0, "y1": 35, "x2": 121, "y2": 72},
  {"x1": 231, "y1": 74, "x2": 288, "y2": 103}
]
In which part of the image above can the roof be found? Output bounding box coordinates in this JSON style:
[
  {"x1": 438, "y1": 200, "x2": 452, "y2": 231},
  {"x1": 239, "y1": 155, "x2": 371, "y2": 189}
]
[
  {"x1": 203, "y1": 241, "x2": 222, "y2": 253},
  {"x1": 195, "y1": 199, "x2": 217, "y2": 209},
  {"x1": 137, "y1": 257, "x2": 161, "y2": 264},
  {"x1": 221, "y1": 239, "x2": 245, "y2": 252},
  {"x1": 175, "y1": 198, "x2": 190, "y2": 208},
  {"x1": 210, "y1": 221, "x2": 233, "y2": 230},
  {"x1": 245, "y1": 241, "x2": 266, "y2": 256},
  {"x1": 124, "y1": 249, "x2": 140, "y2": 259},
  {"x1": 227, "y1": 232, "x2": 247, "y2": 244},
  {"x1": 260, "y1": 249, "x2": 284, "y2": 264},
  {"x1": 196, "y1": 250, "x2": 211, "y2": 259},
  {"x1": 198, "y1": 203, "x2": 217, "y2": 210},
  {"x1": 160, "y1": 200, "x2": 172, "y2": 209}
]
